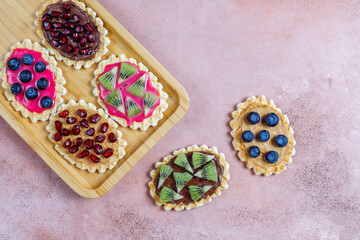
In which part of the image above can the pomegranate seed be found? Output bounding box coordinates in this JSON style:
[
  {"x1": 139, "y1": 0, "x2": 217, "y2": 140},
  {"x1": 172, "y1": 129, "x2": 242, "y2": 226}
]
[
  {"x1": 94, "y1": 144, "x2": 103, "y2": 154},
  {"x1": 50, "y1": 11, "x2": 61, "y2": 18},
  {"x1": 73, "y1": 14, "x2": 80, "y2": 23},
  {"x1": 63, "y1": 12, "x2": 71, "y2": 20},
  {"x1": 72, "y1": 125, "x2": 80, "y2": 135},
  {"x1": 53, "y1": 132, "x2": 62, "y2": 141},
  {"x1": 85, "y1": 139, "x2": 94, "y2": 149},
  {"x1": 90, "y1": 154, "x2": 100, "y2": 163},
  {"x1": 80, "y1": 37, "x2": 87, "y2": 46},
  {"x1": 60, "y1": 37, "x2": 67, "y2": 45},
  {"x1": 50, "y1": 31, "x2": 60, "y2": 39},
  {"x1": 65, "y1": 22, "x2": 75, "y2": 28},
  {"x1": 50, "y1": 40, "x2": 59, "y2": 47},
  {"x1": 78, "y1": 150, "x2": 89, "y2": 158},
  {"x1": 66, "y1": 117, "x2": 77, "y2": 124},
  {"x1": 61, "y1": 128, "x2": 70, "y2": 136},
  {"x1": 86, "y1": 128, "x2": 95, "y2": 136},
  {"x1": 77, "y1": 109, "x2": 87, "y2": 118},
  {"x1": 63, "y1": 139, "x2": 72, "y2": 148},
  {"x1": 84, "y1": 23, "x2": 93, "y2": 32},
  {"x1": 43, "y1": 22, "x2": 51, "y2": 31},
  {"x1": 108, "y1": 133, "x2": 117, "y2": 142},
  {"x1": 69, "y1": 146, "x2": 79, "y2": 154},
  {"x1": 88, "y1": 33, "x2": 95, "y2": 42},
  {"x1": 89, "y1": 114, "x2": 100, "y2": 123},
  {"x1": 59, "y1": 110, "x2": 69, "y2": 118},
  {"x1": 73, "y1": 33, "x2": 79, "y2": 41},
  {"x1": 100, "y1": 123, "x2": 109, "y2": 133},
  {"x1": 55, "y1": 120, "x2": 62, "y2": 131},
  {"x1": 80, "y1": 47, "x2": 93, "y2": 55},
  {"x1": 80, "y1": 119, "x2": 89, "y2": 128},
  {"x1": 42, "y1": 14, "x2": 50, "y2": 21},
  {"x1": 65, "y1": 45, "x2": 73, "y2": 53},
  {"x1": 62, "y1": 2, "x2": 71, "y2": 11},
  {"x1": 75, "y1": 137, "x2": 83, "y2": 146},
  {"x1": 73, "y1": 47, "x2": 80, "y2": 55},
  {"x1": 103, "y1": 148, "x2": 113, "y2": 158},
  {"x1": 95, "y1": 135, "x2": 106, "y2": 143},
  {"x1": 62, "y1": 29, "x2": 71, "y2": 35},
  {"x1": 75, "y1": 26, "x2": 83, "y2": 33},
  {"x1": 52, "y1": 22, "x2": 62, "y2": 29}
]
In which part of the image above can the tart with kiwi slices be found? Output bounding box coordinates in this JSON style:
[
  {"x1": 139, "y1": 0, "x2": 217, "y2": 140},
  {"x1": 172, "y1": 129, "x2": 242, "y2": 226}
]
[
  {"x1": 148, "y1": 145, "x2": 230, "y2": 211},
  {"x1": 230, "y1": 96, "x2": 296, "y2": 176},
  {"x1": 92, "y1": 54, "x2": 168, "y2": 131},
  {"x1": 46, "y1": 99, "x2": 127, "y2": 173},
  {"x1": 35, "y1": 0, "x2": 110, "y2": 70},
  {"x1": 0, "y1": 39, "x2": 66, "y2": 123}
]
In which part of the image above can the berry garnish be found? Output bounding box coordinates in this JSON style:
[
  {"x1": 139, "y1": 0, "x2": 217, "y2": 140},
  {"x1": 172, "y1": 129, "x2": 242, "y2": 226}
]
[
  {"x1": 7, "y1": 58, "x2": 21, "y2": 71},
  {"x1": 73, "y1": 14, "x2": 80, "y2": 23},
  {"x1": 86, "y1": 128, "x2": 95, "y2": 136},
  {"x1": 88, "y1": 34, "x2": 95, "y2": 42},
  {"x1": 62, "y1": 2, "x2": 71, "y2": 11},
  {"x1": 264, "y1": 113, "x2": 279, "y2": 127},
  {"x1": 63, "y1": 12, "x2": 71, "y2": 20},
  {"x1": 34, "y1": 61, "x2": 46, "y2": 72},
  {"x1": 95, "y1": 135, "x2": 106, "y2": 143},
  {"x1": 19, "y1": 70, "x2": 32, "y2": 83},
  {"x1": 78, "y1": 150, "x2": 89, "y2": 158},
  {"x1": 65, "y1": 22, "x2": 75, "y2": 28},
  {"x1": 72, "y1": 125, "x2": 80, "y2": 135},
  {"x1": 94, "y1": 144, "x2": 103, "y2": 154},
  {"x1": 80, "y1": 119, "x2": 89, "y2": 128},
  {"x1": 77, "y1": 109, "x2": 87, "y2": 118},
  {"x1": 80, "y1": 37, "x2": 87, "y2": 46},
  {"x1": 66, "y1": 117, "x2": 77, "y2": 124},
  {"x1": 53, "y1": 132, "x2": 62, "y2": 142},
  {"x1": 274, "y1": 135, "x2": 288, "y2": 148},
  {"x1": 108, "y1": 133, "x2": 117, "y2": 143},
  {"x1": 50, "y1": 40, "x2": 59, "y2": 47},
  {"x1": 90, "y1": 154, "x2": 100, "y2": 163},
  {"x1": 75, "y1": 25, "x2": 83, "y2": 33},
  {"x1": 75, "y1": 137, "x2": 83, "y2": 146},
  {"x1": 65, "y1": 45, "x2": 73, "y2": 53},
  {"x1": 257, "y1": 130, "x2": 270, "y2": 142},
  {"x1": 22, "y1": 54, "x2": 34, "y2": 65},
  {"x1": 103, "y1": 148, "x2": 113, "y2": 158},
  {"x1": 50, "y1": 11, "x2": 62, "y2": 18},
  {"x1": 69, "y1": 146, "x2": 79, "y2": 154},
  {"x1": 63, "y1": 139, "x2": 72, "y2": 148},
  {"x1": 50, "y1": 31, "x2": 60, "y2": 39},
  {"x1": 55, "y1": 120, "x2": 62, "y2": 131},
  {"x1": 85, "y1": 139, "x2": 94, "y2": 149},
  {"x1": 248, "y1": 146, "x2": 260, "y2": 158},
  {"x1": 62, "y1": 29, "x2": 71, "y2": 35},
  {"x1": 100, "y1": 123, "x2": 109, "y2": 133},
  {"x1": 10, "y1": 83, "x2": 22, "y2": 95},
  {"x1": 80, "y1": 47, "x2": 93, "y2": 55},
  {"x1": 241, "y1": 130, "x2": 254, "y2": 143},
  {"x1": 265, "y1": 151, "x2": 279, "y2": 163},
  {"x1": 60, "y1": 37, "x2": 67, "y2": 45},
  {"x1": 36, "y1": 78, "x2": 49, "y2": 90},
  {"x1": 25, "y1": 88, "x2": 39, "y2": 100},
  {"x1": 89, "y1": 114, "x2": 100, "y2": 123},
  {"x1": 58, "y1": 110, "x2": 69, "y2": 118},
  {"x1": 61, "y1": 128, "x2": 70, "y2": 136},
  {"x1": 43, "y1": 22, "x2": 51, "y2": 31},
  {"x1": 73, "y1": 47, "x2": 80, "y2": 55},
  {"x1": 84, "y1": 23, "x2": 93, "y2": 32},
  {"x1": 247, "y1": 112, "x2": 260, "y2": 125},
  {"x1": 41, "y1": 96, "x2": 54, "y2": 108},
  {"x1": 42, "y1": 14, "x2": 50, "y2": 22},
  {"x1": 52, "y1": 22, "x2": 62, "y2": 29},
  {"x1": 73, "y1": 33, "x2": 79, "y2": 41}
]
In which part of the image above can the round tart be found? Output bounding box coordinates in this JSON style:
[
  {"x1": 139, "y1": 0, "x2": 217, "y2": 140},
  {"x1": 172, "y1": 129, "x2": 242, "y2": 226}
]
[
  {"x1": 0, "y1": 39, "x2": 66, "y2": 123},
  {"x1": 46, "y1": 99, "x2": 127, "y2": 173},
  {"x1": 230, "y1": 96, "x2": 296, "y2": 176},
  {"x1": 148, "y1": 145, "x2": 230, "y2": 211},
  {"x1": 92, "y1": 54, "x2": 168, "y2": 131},
  {"x1": 35, "y1": 0, "x2": 110, "y2": 70}
]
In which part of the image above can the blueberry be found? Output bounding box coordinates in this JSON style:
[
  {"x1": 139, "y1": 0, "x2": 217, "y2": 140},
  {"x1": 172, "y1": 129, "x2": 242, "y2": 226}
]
[
  {"x1": 36, "y1": 78, "x2": 49, "y2": 90},
  {"x1": 40, "y1": 96, "x2": 53, "y2": 108},
  {"x1": 22, "y1": 54, "x2": 34, "y2": 65},
  {"x1": 264, "y1": 113, "x2": 279, "y2": 127},
  {"x1": 25, "y1": 87, "x2": 39, "y2": 100},
  {"x1": 247, "y1": 111, "x2": 260, "y2": 125},
  {"x1": 34, "y1": 61, "x2": 46, "y2": 73},
  {"x1": 274, "y1": 135, "x2": 288, "y2": 147},
  {"x1": 248, "y1": 146, "x2": 260, "y2": 158},
  {"x1": 19, "y1": 70, "x2": 32, "y2": 83},
  {"x1": 10, "y1": 83, "x2": 22, "y2": 95},
  {"x1": 241, "y1": 130, "x2": 254, "y2": 142},
  {"x1": 265, "y1": 151, "x2": 279, "y2": 163},
  {"x1": 7, "y1": 58, "x2": 21, "y2": 71},
  {"x1": 257, "y1": 130, "x2": 270, "y2": 142}
]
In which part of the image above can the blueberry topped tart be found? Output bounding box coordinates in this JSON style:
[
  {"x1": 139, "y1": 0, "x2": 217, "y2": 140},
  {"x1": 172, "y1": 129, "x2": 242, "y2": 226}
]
[
  {"x1": 92, "y1": 54, "x2": 168, "y2": 131},
  {"x1": 0, "y1": 39, "x2": 66, "y2": 122},
  {"x1": 35, "y1": 0, "x2": 110, "y2": 69},
  {"x1": 46, "y1": 99, "x2": 127, "y2": 173},
  {"x1": 149, "y1": 145, "x2": 230, "y2": 211},
  {"x1": 230, "y1": 96, "x2": 296, "y2": 176}
]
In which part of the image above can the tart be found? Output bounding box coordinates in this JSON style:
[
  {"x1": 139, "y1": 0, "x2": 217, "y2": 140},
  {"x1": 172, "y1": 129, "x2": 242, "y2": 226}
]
[
  {"x1": 46, "y1": 99, "x2": 127, "y2": 173},
  {"x1": 230, "y1": 96, "x2": 296, "y2": 176},
  {"x1": 92, "y1": 54, "x2": 168, "y2": 131},
  {"x1": 148, "y1": 145, "x2": 230, "y2": 211},
  {"x1": 0, "y1": 39, "x2": 66, "y2": 123},
  {"x1": 35, "y1": 0, "x2": 110, "y2": 70}
]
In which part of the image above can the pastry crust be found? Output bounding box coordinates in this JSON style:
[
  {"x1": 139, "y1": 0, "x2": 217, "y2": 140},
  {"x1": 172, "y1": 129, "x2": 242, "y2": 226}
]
[
  {"x1": 0, "y1": 39, "x2": 67, "y2": 123},
  {"x1": 148, "y1": 145, "x2": 230, "y2": 211},
  {"x1": 91, "y1": 54, "x2": 168, "y2": 131},
  {"x1": 46, "y1": 99, "x2": 127, "y2": 173},
  {"x1": 230, "y1": 96, "x2": 296, "y2": 176},
  {"x1": 34, "y1": 0, "x2": 110, "y2": 70}
]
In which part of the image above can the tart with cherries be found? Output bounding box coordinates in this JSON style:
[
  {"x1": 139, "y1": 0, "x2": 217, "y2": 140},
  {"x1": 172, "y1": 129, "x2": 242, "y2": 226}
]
[
  {"x1": 230, "y1": 96, "x2": 296, "y2": 176},
  {"x1": 149, "y1": 145, "x2": 230, "y2": 211},
  {"x1": 46, "y1": 99, "x2": 127, "y2": 173},
  {"x1": 0, "y1": 39, "x2": 66, "y2": 123},
  {"x1": 92, "y1": 54, "x2": 168, "y2": 131},
  {"x1": 35, "y1": 0, "x2": 110, "y2": 70}
]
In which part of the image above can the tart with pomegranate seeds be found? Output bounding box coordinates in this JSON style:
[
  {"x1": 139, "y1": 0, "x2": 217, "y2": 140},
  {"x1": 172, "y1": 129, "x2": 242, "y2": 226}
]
[
  {"x1": 35, "y1": 0, "x2": 110, "y2": 70},
  {"x1": 92, "y1": 54, "x2": 168, "y2": 131},
  {"x1": 148, "y1": 145, "x2": 230, "y2": 211},
  {"x1": 230, "y1": 96, "x2": 296, "y2": 176},
  {"x1": 46, "y1": 99, "x2": 127, "y2": 173},
  {"x1": 0, "y1": 39, "x2": 66, "y2": 123}
]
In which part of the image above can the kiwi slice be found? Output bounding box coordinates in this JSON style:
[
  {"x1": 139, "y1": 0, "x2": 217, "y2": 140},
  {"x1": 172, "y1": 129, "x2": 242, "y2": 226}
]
[
  {"x1": 192, "y1": 152, "x2": 215, "y2": 169},
  {"x1": 143, "y1": 92, "x2": 159, "y2": 116},
  {"x1": 194, "y1": 161, "x2": 218, "y2": 182},
  {"x1": 126, "y1": 97, "x2": 143, "y2": 118},
  {"x1": 104, "y1": 89, "x2": 125, "y2": 114},
  {"x1": 173, "y1": 172, "x2": 193, "y2": 192},
  {"x1": 157, "y1": 164, "x2": 173, "y2": 188},
  {"x1": 174, "y1": 153, "x2": 193, "y2": 173},
  {"x1": 188, "y1": 185, "x2": 212, "y2": 202},
  {"x1": 159, "y1": 186, "x2": 183, "y2": 203},
  {"x1": 118, "y1": 62, "x2": 138, "y2": 83},
  {"x1": 128, "y1": 73, "x2": 147, "y2": 97},
  {"x1": 99, "y1": 66, "x2": 118, "y2": 90}
]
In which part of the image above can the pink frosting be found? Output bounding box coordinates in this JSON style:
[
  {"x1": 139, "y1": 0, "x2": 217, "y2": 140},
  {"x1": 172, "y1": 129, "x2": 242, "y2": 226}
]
[
  {"x1": 6, "y1": 48, "x2": 56, "y2": 113},
  {"x1": 98, "y1": 62, "x2": 160, "y2": 125}
]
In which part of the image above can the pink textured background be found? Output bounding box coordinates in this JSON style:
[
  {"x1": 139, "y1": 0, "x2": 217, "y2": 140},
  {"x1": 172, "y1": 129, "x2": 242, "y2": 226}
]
[{"x1": 1, "y1": 0, "x2": 360, "y2": 239}]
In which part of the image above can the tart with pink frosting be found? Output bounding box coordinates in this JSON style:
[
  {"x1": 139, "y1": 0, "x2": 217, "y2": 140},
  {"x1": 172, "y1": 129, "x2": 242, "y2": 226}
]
[
  {"x1": 92, "y1": 54, "x2": 168, "y2": 131},
  {"x1": 0, "y1": 39, "x2": 66, "y2": 123}
]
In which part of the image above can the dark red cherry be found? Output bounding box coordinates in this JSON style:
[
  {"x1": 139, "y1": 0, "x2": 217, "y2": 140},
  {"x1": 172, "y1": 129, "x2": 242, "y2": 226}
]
[
  {"x1": 50, "y1": 11, "x2": 62, "y2": 18},
  {"x1": 108, "y1": 133, "x2": 117, "y2": 143},
  {"x1": 66, "y1": 117, "x2": 77, "y2": 124},
  {"x1": 89, "y1": 114, "x2": 100, "y2": 123},
  {"x1": 62, "y1": 2, "x2": 71, "y2": 11},
  {"x1": 55, "y1": 120, "x2": 62, "y2": 131},
  {"x1": 52, "y1": 22, "x2": 62, "y2": 29},
  {"x1": 50, "y1": 40, "x2": 59, "y2": 47},
  {"x1": 77, "y1": 109, "x2": 87, "y2": 118},
  {"x1": 90, "y1": 154, "x2": 100, "y2": 163},
  {"x1": 60, "y1": 37, "x2": 67, "y2": 45},
  {"x1": 72, "y1": 125, "x2": 80, "y2": 135},
  {"x1": 100, "y1": 123, "x2": 109, "y2": 133},
  {"x1": 69, "y1": 146, "x2": 79, "y2": 154},
  {"x1": 86, "y1": 128, "x2": 95, "y2": 136},
  {"x1": 65, "y1": 22, "x2": 75, "y2": 28},
  {"x1": 73, "y1": 14, "x2": 80, "y2": 23},
  {"x1": 63, "y1": 139, "x2": 72, "y2": 148},
  {"x1": 84, "y1": 23, "x2": 93, "y2": 32},
  {"x1": 61, "y1": 128, "x2": 70, "y2": 136},
  {"x1": 62, "y1": 29, "x2": 71, "y2": 35},
  {"x1": 103, "y1": 148, "x2": 113, "y2": 158},
  {"x1": 80, "y1": 119, "x2": 89, "y2": 128},
  {"x1": 42, "y1": 14, "x2": 50, "y2": 22},
  {"x1": 80, "y1": 37, "x2": 87, "y2": 46},
  {"x1": 53, "y1": 132, "x2": 62, "y2": 141},
  {"x1": 78, "y1": 150, "x2": 89, "y2": 158},
  {"x1": 75, "y1": 25, "x2": 83, "y2": 33},
  {"x1": 94, "y1": 144, "x2": 103, "y2": 155},
  {"x1": 65, "y1": 45, "x2": 73, "y2": 53},
  {"x1": 43, "y1": 22, "x2": 51, "y2": 31},
  {"x1": 95, "y1": 135, "x2": 106, "y2": 143},
  {"x1": 73, "y1": 47, "x2": 80, "y2": 55},
  {"x1": 63, "y1": 12, "x2": 71, "y2": 20},
  {"x1": 80, "y1": 47, "x2": 93, "y2": 55},
  {"x1": 85, "y1": 139, "x2": 94, "y2": 149},
  {"x1": 88, "y1": 33, "x2": 95, "y2": 42},
  {"x1": 59, "y1": 110, "x2": 69, "y2": 118},
  {"x1": 74, "y1": 137, "x2": 83, "y2": 146}
]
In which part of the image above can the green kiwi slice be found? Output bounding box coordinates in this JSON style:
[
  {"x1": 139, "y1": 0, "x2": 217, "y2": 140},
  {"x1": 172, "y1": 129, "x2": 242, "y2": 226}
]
[
  {"x1": 118, "y1": 62, "x2": 138, "y2": 83},
  {"x1": 192, "y1": 152, "x2": 215, "y2": 169},
  {"x1": 104, "y1": 89, "x2": 125, "y2": 114},
  {"x1": 99, "y1": 66, "x2": 118, "y2": 90},
  {"x1": 126, "y1": 97, "x2": 143, "y2": 118},
  {"x1": 194, "y1": 161, "x2": 218, "y2": 182},
  {"x1": 128, "y1": 73, "x2": 147, "y2": 97},
  {"x1": 143, "y1": 92, "x2": 159, "y2": 116},
  {"x1": 174, "y1": 153, "x2": 193, "y2": 173},
  {"x1": 159, "y1": 186, "x2": 183, "y2": 203},
  {"x1": 188, "y1": 185, "x2": 212, "y2": 202},
  {"x1": 173, "y1": 172, "x2": 193, "y2": 192},
  {"x1": 157, "y1": 164, "x2": 173, "y2": 188}
]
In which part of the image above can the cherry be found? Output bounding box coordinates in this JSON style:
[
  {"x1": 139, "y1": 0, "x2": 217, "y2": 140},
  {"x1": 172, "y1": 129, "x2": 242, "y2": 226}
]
[
  {"x1": 65, "y1": 22, "x2": 75, "y2": 28},
  {"x1": 75, "y1": 26, "x2": 83, "y2": 33},
  {"x1": 59, "y1": 110, "x2": 69, "y2": 118},
  {"x1": 80, "y1": 37, "x2": 87, "y2": 46},
  {"x1": 77, "y1": 109, "x2": 87, "y2": 118},
  {"x1": 88, "y1": 33, "x2": 95, "y2": 42},
  {"x1": 85, "y1": 139, "x2": 94, "y2": 149},
  {"x1": 52, "y1": 22, "x2": 62, "y2": 29},
  {"x1": 60, "y1": 37, "x2": 67, "y2": 45},
  {"x1": 55, "y1": 120, "x2": 62, "y2": 131},
  {"x1": 61, "y1": 128, "x2": 70, "y2": 136},
  {"x1": 80, "y1": 119, "x2": 89, "y2": 128},
  {"x1": 72, "y1": 125, "x2": 80, "y2": 135},
  {"x1": 63, "y1": 139, "x2": 72, "y2": 148},
  {"x1": 103, "y1": 148, "x2": 113, "y2": 158},
  {"x1": 50, "y1": 11, "x2": 62, "y2": 18},
  {"x1": 62, "y1": 29, "x2": 71, "y2": 35},
  {"x1": 42, "y1": 14, "x2": 50, "y2": 22},
  {"x1": 64, "y1": 12, "x2": 71, "y2": 20},
  {"x1": 73, "y1": 14, "x2": 80, "y2": 23},
  {"x1": 89, "y1": 114, "x2": 100, "y2": 123},
  {"x1": 100, "y1": 123, "x2": 109, "y2": 133},
  {"x1": 78, "y1": 150, "x2": 89, "y2": 158},
  {"x1": 50, "y1": 40, "x2": 59, "y2": 47},
  {"x1": 69, "y1": 146, "x2": 79, "y2": 154},
  {"x1": 90, "y1": 154, "x2": 100, "y2": 163},
  {"x1": 73, "y1": 33, "x2": 79, "y2": 41},
  {"x1": 53, "y1": 132, "x2": 62, "y2": 142},
  {"x1": 43, "y1": 22, "x2": 51, "y2": 31},
  {"x1": 94, "y1": 144, "x2": 103, "y2": 155},
  {"x1": 86, "y1": 128, "x2": 95, "y2": 136},
  {"x1": 62, "y1": 2, "x2": 71, "y2": 11},
  {"x1": 108, "y1": 133, "x2": 117, "y2": 143},
  {"x1": 65, "y1": 45, "x2": 73, "y2": 53},
  {"x1": 66, "y1": 117, "x2": 77, "y2": 124},
  {"x1": 80, "y1": 48, "x2": 93, "y2": 55},
  {"x1": 73, "y1": 47, "x2": 80, "y2": 55},
  {"x1": 95, "y1": 135, "x2": 106, "y2": 143},
  {"x1": 84, "y1": 23, "x2": 93, "y2": 32},
  {"x1": 75, "y1": 137, "x2": 83, "y2": 146}
]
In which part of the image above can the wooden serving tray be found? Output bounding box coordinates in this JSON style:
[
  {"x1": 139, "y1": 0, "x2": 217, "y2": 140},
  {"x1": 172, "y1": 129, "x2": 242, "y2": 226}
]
[{"x1": 0, "y1": 0, "x2": 189, "y2": 198}]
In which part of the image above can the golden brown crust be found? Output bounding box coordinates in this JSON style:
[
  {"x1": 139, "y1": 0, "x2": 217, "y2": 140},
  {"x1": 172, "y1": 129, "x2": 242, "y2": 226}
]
[
  {"x1": 148, "y1": 145, "x2": 230, "y2": 211},
  {"x1": 230, "y1": 96, "x2": 296, "y2": 176},
  {"x1": 34, "y1": 0, "x2": 110, "y2": 70},
  {"x1": 0, "y1": 39, "x2": 67, "y2": 123}
]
